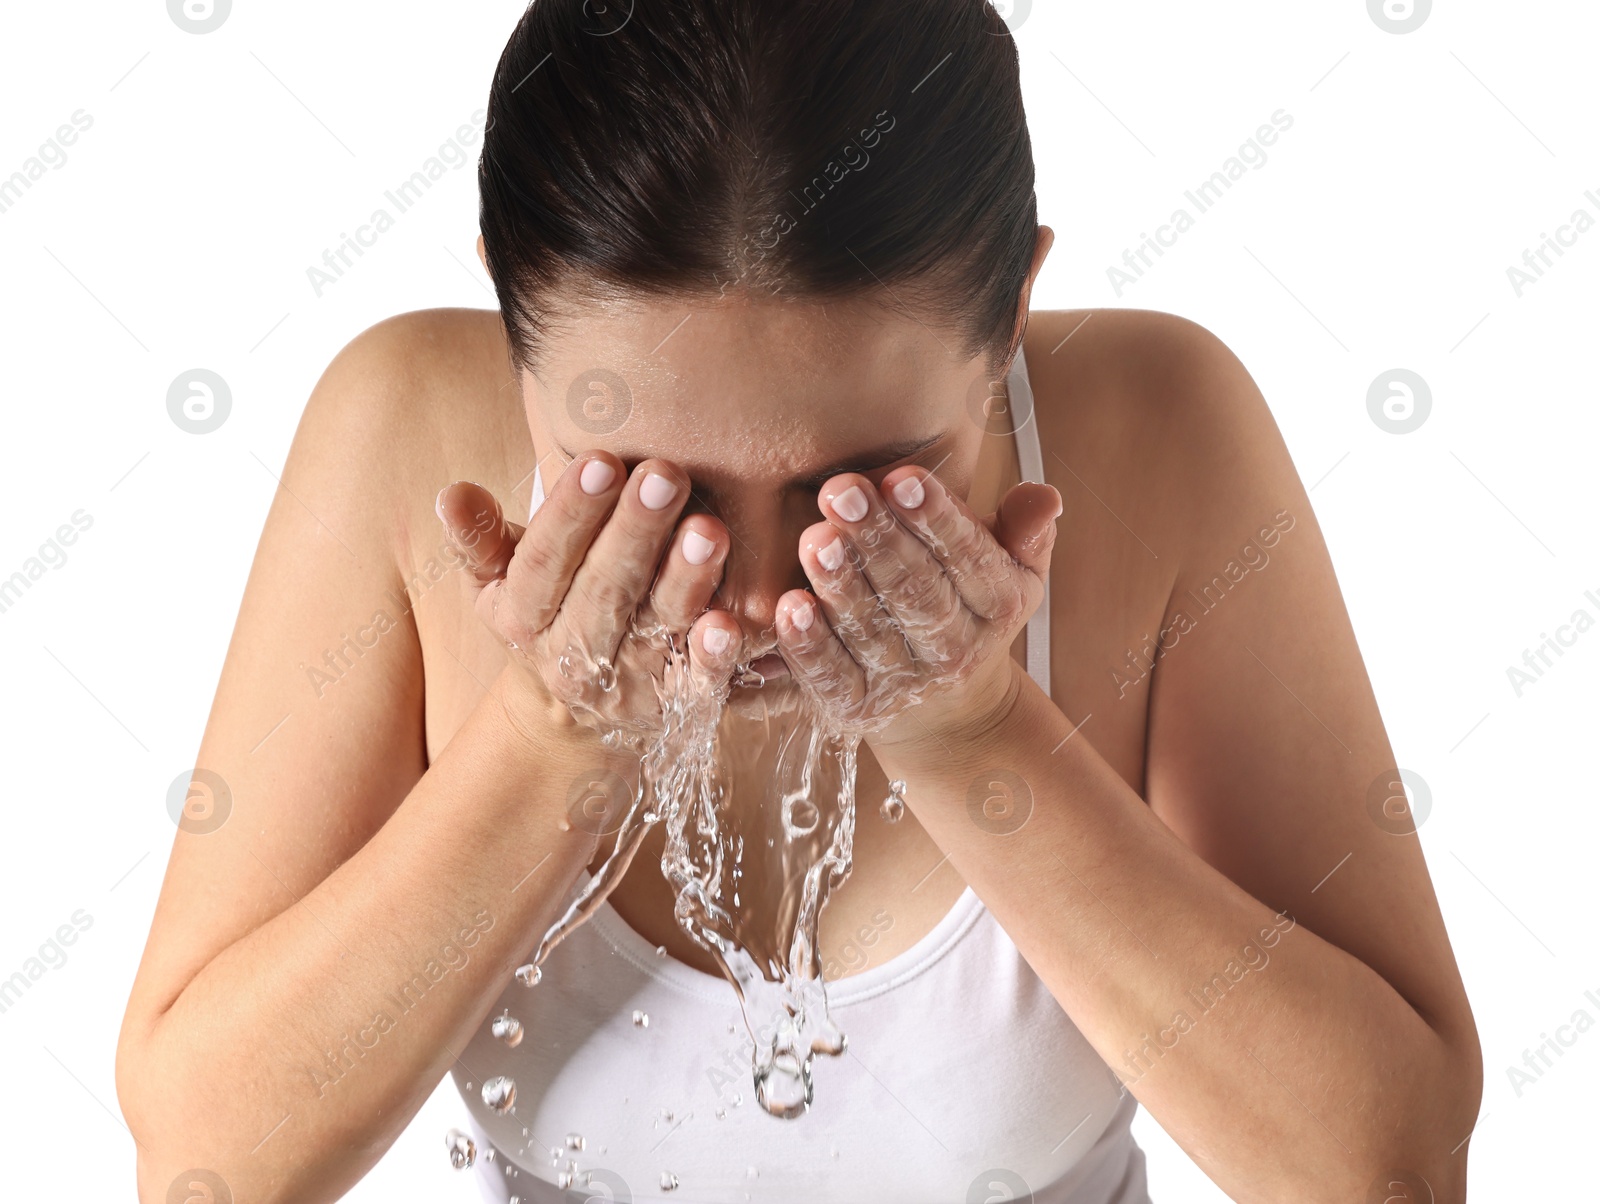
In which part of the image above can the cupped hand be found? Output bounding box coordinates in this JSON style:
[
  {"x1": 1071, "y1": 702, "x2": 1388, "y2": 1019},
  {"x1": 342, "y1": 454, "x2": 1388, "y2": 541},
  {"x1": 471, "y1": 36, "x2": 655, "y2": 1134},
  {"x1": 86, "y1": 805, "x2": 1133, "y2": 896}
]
[
  {"x1": 435, "y1": 453, "x2": 746, "y2": 745},
  {"x1": 774, "y1": 467, "x2": 1063, "y2": 751}
]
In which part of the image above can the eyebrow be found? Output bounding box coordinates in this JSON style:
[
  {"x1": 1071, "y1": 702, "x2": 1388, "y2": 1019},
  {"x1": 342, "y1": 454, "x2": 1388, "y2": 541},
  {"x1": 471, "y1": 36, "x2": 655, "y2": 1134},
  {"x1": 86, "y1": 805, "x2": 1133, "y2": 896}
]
[{"x1": 555, "y1": 431, "x2": 948, "y2": 492}]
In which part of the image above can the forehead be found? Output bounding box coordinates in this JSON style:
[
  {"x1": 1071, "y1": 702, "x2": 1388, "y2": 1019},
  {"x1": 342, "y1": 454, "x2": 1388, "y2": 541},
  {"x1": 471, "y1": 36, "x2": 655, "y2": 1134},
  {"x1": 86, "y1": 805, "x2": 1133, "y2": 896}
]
[{"x1": 526, "y1": 292, "x2": 975, "y2": 477}]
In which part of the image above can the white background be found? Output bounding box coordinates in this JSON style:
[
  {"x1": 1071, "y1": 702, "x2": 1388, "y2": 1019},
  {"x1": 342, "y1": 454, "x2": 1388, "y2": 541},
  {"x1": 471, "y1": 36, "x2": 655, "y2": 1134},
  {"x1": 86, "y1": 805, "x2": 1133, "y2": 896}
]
[{"x1": 1, "y1": 0, "x2": 1594, "y2": 1200}]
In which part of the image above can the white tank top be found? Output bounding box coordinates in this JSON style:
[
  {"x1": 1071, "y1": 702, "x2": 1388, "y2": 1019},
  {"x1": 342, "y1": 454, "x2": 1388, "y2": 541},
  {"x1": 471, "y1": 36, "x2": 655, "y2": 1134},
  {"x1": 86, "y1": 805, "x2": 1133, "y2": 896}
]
[{"x1": 455, "y1": 349, "x2": 1149, "y2": 1203}]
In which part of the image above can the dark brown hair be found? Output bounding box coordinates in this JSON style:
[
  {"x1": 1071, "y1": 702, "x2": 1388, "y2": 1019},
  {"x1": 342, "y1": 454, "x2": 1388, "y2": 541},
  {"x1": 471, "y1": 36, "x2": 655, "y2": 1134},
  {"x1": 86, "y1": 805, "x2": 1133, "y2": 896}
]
[{"x1": 478, "y1": 0, "x2": 1036, "y2": 373}]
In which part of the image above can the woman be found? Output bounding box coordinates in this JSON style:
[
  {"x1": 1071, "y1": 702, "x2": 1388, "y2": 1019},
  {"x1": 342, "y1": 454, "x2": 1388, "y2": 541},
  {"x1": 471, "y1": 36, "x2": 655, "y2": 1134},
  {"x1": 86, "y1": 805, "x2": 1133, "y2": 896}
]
[{"x1": 116, "y1": 1, "x2": 1483, "y2": 1201}]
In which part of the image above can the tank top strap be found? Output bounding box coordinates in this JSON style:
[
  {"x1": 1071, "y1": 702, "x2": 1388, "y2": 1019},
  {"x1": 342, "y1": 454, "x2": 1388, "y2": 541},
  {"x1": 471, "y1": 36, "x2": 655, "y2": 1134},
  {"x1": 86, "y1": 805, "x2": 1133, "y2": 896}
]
[{"x1": 1007, "y1": 347, "x2": 1053, "y2": 697}]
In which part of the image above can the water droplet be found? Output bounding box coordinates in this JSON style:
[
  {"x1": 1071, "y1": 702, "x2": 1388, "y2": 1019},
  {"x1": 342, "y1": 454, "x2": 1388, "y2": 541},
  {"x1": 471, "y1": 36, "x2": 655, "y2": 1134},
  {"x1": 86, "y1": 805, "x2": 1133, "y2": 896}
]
[
  {"x1": 880, "y1": 778, "x2": 906, "y2": 822},
  {"x1": 491, "y1": 1010, "x2": 524, "y2": 1047},
  {"x1": 654, "y1": 944, "x2": 667, "y2": 958},
  {"x1": 565, "y1": 1132, "x2": 585, "y2": 1151},
  {"x1": 715, "y1": 1108, "x2": 726, "y2": 1119},
  {"x1": 594, "y1": 657, "x2": 617, "y2": 691},
  {"x1": 633, "y1": 1009, "x2": 650, "y2": 1028},
  {"x1": 482, "y1": 1076, "x2": 517, "y2": 1114},
  {"x1": 660, "y1": 1171, "x2": 680, "y2": 1192},
  {"x1": 515, "y1": 963, "x2": 541, "y2": 987},
  {"x1": 445, "y1": 1129, "x2": 476, "y2": 1170},
  {"x1": 747, "y1": 1166, "x2": 759, "y2": 1180},
  {"x1": 556, "y1": 1170, "x2": 574, "y2": 1190},
  {"x1": 485, "y1": 1148, "x2": 497, "y2": 1164},
  {"x1": 661, "y1": 1107, "x2": 674, "y2": 1122}
]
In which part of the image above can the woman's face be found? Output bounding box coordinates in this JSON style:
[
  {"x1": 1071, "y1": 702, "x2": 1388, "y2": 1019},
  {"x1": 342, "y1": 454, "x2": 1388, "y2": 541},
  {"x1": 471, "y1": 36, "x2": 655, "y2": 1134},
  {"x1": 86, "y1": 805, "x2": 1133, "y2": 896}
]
[{"x1": 520, "y1": 292, "x2": 1000, "y2": 654}]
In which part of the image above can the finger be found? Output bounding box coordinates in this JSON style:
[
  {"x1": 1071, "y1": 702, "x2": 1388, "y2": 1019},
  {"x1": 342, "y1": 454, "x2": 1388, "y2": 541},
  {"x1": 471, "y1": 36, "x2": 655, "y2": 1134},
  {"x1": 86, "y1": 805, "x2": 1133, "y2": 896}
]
[
  {"x1": 547, "y1": 459, "x2": 690, "y2": 664},
  {"x1": 688, "y1": 611, "x2": 743, "y2": 697},
  {"x1": 817, "y1": 474, "x2": 968, "y2": 664},
  {"x1": 637, "y1": 517, "x2": 729, "y2": 635},
  {"x1": 776, "y1": 589, "x2": 868, "y2": 718},
  {"x1": 992, "y1": 480, "x2": 1065, "y2": 576},
  {"x1": 436, "y1": 482, "x2": 523, "y2": 586},
  {"x1": 495, "y1": 452, "x2": 627, "y2": 642},
  {"x1": 878, "y1": 467, "x2": 1039, "y2": 624},
  {"x1": 799, "y1": 521, "x2": 917, "y2": 684}
]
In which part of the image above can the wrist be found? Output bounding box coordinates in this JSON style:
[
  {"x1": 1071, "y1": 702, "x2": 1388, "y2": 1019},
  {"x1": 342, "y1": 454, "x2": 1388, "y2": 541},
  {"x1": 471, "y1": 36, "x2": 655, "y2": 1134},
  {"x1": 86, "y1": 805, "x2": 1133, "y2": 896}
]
[
  {"x1": 483, "y1": 666, "x2": 638, "y2": 840},
  {"x1": 486, "y1": 665, "x2": 618, "y2": 774},
  {"x1": 873, "y1": 657, "x2": 1026, "y2": 771}
]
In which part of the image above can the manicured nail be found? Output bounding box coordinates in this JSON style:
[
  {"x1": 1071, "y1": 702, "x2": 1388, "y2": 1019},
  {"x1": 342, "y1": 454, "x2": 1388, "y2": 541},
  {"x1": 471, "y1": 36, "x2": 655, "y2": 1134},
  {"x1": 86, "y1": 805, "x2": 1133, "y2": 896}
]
[
  {"x1": 579, "y1": 459, "x2": 616, "y2": 496},
  {"x1": 640, "y1": 472, "x2": 678, "y2": 510},
  {"x1": 892, "y1": 475, "x2": 925, "y2": 509},
  {"x1": 831, "y1": 485, "x2": 868, "y2": 523},
  {"x1": 682, "y1": 531, "x2": 715, "y2": 565},
  {"x1": 790, "y1": 600, "x2": 816, "y2": 632},
  {"x1": 702, "y1": 626, "x2": 730, "y2": 655},
  {"x1": 818, "y1": 537, "x2": 845, "y2": 572}
]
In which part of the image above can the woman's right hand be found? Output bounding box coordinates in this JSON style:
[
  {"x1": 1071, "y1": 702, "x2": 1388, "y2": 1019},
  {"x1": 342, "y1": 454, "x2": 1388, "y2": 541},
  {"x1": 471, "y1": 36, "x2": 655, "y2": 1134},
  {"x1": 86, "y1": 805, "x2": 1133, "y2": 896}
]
[{"x1": 434, "y1": 452, "x2": 745, "y2": 746}]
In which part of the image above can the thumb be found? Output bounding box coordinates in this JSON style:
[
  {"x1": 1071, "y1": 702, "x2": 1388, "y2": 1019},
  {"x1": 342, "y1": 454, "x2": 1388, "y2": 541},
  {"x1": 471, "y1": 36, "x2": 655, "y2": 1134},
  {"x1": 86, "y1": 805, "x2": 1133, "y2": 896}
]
[
  {"x1": 436, "y1": 481, "x2": 524, "y2": 588},
  {"x1": 993, "y1": 482, "x2": 1063, "y2": 576}
]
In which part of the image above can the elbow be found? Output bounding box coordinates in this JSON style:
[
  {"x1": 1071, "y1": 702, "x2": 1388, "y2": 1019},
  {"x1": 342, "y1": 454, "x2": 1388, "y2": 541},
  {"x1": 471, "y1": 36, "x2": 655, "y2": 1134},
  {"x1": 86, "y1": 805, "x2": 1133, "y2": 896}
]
[
  {"x1": 115, "y1": 1016, "x2": 208, "y2": 1204},
  {"x1": 116, "y1": 1012, "x2": 279, "y2": 1204},
  {"x1": 1360, "y1": 1029, "x2": 1484, "y2": 1204}
]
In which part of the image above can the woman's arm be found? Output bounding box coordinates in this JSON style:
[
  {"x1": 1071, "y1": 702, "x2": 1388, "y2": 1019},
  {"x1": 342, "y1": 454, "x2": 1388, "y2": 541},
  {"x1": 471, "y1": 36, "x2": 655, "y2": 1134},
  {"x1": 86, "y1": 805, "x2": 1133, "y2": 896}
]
[
  {"x1": 115, "y1": 318, "x2": 610, "y2": 1203},
  {"x1": 875, "y1": 316, "x2": 1482, "y2": 1204}
]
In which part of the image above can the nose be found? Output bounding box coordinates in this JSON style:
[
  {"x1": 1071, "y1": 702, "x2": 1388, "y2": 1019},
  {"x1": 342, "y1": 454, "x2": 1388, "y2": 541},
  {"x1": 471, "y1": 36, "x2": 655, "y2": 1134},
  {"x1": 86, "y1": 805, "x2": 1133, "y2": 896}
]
[{"x1": 705, "y1": 503, "x2": 815, "y2": 652}]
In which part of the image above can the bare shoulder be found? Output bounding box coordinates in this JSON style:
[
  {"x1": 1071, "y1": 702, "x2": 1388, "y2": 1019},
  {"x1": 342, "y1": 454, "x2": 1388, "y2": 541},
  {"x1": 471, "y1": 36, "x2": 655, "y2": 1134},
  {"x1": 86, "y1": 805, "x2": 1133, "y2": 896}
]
[
  {"x1": 305, "y1": 307, "x2": 527, "y2": 569},
  {"x1": 1022, "y1": 307, "x2": 1297, "y2": 566},
  {"x1": 1019, "y1": 309, "x2": 1306, "y2": 786},
  {"x1": 308, "y1": 306, "x2": 517, "y2": 470},
  {"x1": 308, "y1": 307, "x2": 536, "y2": 756}
]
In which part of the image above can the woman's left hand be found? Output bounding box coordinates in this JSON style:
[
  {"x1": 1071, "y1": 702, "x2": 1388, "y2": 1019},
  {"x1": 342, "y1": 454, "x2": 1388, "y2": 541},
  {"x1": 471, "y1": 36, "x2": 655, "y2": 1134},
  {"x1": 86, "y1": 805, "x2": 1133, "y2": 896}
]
[{"x1": 775, "y1": 465, "x2": 1063, "y2": 753}]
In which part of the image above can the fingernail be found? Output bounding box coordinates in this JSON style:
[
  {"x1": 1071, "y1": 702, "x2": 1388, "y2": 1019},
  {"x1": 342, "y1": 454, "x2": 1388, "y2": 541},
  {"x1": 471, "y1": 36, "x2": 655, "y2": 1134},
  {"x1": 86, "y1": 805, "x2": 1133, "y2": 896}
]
[
  {"x1": 579, "y1": 459, "x2": 616, "y2": 496},
  {"x1": 640, "y1": 472, "x2": 678, "y2": 510},
  {"x1": 790, "y1": 600, "x2": 815, "y2": 632},
  {"x1": 892, "y1": 475, "x2": 925, "y2": 509},
  {"x1": 434, "y1": 486, "x2": 450, "y2": 522},
  {"x1": 831, "y1": 485, "x2": 869, "y2": 523},
  {"x1": 682, "y1": 531, "x2": 715, "y2": 565},
  {"x1": 702, "y1": 626, "x2": 730, "y2": 656},
  {"x1": 818, "y1": 537, "x2": 845, "y2": 572}
]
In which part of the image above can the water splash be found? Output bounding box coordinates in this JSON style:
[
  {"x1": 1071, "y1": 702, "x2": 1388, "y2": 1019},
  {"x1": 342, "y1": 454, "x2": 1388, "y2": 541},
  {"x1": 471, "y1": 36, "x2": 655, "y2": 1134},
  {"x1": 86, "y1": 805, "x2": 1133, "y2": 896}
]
[
  {"x1": 511, "y1": 516, "x2": 1022, "y2": 1118},
  {"x1": 515, "y1": 622, "x2": 868, "y2": 1116}
]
